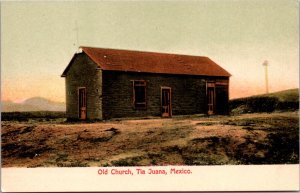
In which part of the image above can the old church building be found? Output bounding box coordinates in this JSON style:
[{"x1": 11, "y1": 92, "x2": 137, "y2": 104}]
[{"x1": 61, "y1": 47, "x2": 231, "y2": 120}]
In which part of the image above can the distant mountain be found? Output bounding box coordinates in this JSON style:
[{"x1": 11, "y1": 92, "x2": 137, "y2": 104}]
[{"x1": 1, "y1": 97, "x2": 66, "y2": 112}]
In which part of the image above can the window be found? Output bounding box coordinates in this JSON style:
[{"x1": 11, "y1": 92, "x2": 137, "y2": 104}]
[{"x1": 133, "y1": 80, "x2": 146, "y2": 108}]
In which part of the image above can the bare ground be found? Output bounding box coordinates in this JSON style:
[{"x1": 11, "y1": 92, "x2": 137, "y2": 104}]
[{"x1": 1, "y1": 111, "x2": 299, "y2": 167}]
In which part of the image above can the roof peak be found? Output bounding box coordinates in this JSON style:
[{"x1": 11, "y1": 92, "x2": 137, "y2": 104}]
[
  {"x1": 62, "y1": 46, "x2": 231, "y2": 77},
  {"x1": 79, "y1": 46, "x2": 210, "y2": 59}
]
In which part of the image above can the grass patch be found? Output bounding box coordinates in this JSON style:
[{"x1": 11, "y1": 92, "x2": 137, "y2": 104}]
[
  {"x1": 77, "y1": 127, "x2": 120, "y2": 143},
  {"x1": 230, "y1": 88, "x2": 299, "y2": 114},
  {"x1": 111, "y1": 156, "x2": 145, "y2": 166},
  {"x1": 57, "y1": 161, "x2": 89, "y2": 167},
  {"x1": 196, "y1": 122, "x2": 218, "y2": 126},
  {"x1": 1, "y1": 111, "x2": 66, "y2": 122}
]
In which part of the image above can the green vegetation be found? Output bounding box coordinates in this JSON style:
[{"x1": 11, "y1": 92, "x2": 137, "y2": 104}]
[
  {"x1": 1, "y1": 111, "x2": 66, "y2": 122},
  {"x1": 230, "y1": 88, "x2": 299, "y2": 114},
  {"x1": 266, "y1": 88, "x2": 299, "y2": 102}
]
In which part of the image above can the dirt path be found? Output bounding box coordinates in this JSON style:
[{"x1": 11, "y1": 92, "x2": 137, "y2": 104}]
[{"x1": 1, "y1": 111, "x2": 299, "y2": 167}]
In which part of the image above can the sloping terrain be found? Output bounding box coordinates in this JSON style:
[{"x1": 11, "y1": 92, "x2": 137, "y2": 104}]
[
  {"x1": 230, "y1": 88, "x2": 299, "y2": 114},
  {"x1": 265, "y1": 88, "x2": 299, "y2": 102},
  {"x1": 1, "y1": 111, "x2": 298, "y2": 167}
]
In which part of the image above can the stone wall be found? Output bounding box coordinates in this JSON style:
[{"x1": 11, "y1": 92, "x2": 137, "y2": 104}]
[
  {"x1": 64, "y1": 53, "x2": 102, "y2": 120},
  {"x1": 64, "y1": 53, "x2": 229, "y2": 120},
  {"x1": 102, "y1": 71, "x2": 221, "y2": 119}
]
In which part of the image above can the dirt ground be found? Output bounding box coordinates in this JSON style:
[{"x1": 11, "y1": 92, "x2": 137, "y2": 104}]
[{"x1": 1, "y1": 111, "x2": 299, "y2": 167}]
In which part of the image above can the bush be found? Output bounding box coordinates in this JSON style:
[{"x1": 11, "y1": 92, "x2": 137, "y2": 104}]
[
  {"x1": 230, "y1": 96, "x2": 300, "y2": 113},
  {"x1": 230, "y1": 96, "x2": 278, "y2": 113},
  {"x1": 246, "y1": 96, "x2": 278, "y2": 112},
  {"x1": 276, "y1": 101, "x2": 299, "y2": 111},
  {"x1": 1, "y1": 111, "x2": 66, "y2": 121},
  {"x1": 230, "y1": 89, "x2": 299, "y2": 114}
]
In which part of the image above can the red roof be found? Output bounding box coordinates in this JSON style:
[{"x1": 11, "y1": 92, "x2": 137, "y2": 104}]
[{"x1": 62, "y1": 47, "x2": 231, "y2": 77}]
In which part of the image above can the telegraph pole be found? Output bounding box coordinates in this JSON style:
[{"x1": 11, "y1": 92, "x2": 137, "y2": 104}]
[{"x1": 262, "y1": 60, "x2": 269, "y2": 94}]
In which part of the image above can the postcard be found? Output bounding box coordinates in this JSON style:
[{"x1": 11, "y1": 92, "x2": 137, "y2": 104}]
[{"x1": 1, "y1": 0, "x2": 299, "y2": 192}]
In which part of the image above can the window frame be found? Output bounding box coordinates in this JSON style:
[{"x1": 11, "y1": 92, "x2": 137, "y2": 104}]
[{"x1": 132, "y1": 80, "x2": 147, "y2": 109}]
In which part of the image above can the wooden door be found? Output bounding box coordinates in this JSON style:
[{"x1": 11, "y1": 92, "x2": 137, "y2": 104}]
[
  {"x1": 78, "y1": 88, "x2": 87, "y2": 120},
  {"x1": 161, "y1": 87, "x2": 171, "y2": 117},
  {"x1": 207, "y1": 84, "x2": 215, "y2": 115},
  {"x1": 215, "y1": 84, "x2": 229, "y2": 114}
]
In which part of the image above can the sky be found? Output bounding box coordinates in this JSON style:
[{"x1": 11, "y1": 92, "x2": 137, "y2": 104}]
[{"x1": 1, "y1": 0, "x2": 299, "y2": 103}]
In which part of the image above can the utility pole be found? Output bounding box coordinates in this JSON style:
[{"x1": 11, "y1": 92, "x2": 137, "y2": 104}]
[{"x1": 262, "y1": 60, "x2": 269, "y2": 94}]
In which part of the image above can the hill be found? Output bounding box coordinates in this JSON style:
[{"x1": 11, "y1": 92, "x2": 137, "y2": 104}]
[
  {"x1": 262, "y1": 88, "x2": 299, "y2": 102},
  {"x1": 1, "y1": 97, "x2": 66, "y2": 112},
  {"x1": 230, "y1": 88, "x2": 299, "y2": 114}
]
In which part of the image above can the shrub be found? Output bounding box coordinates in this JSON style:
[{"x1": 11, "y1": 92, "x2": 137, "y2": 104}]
[
  {"x1": 230, "y1": 96, "x2": 278, "y2": 113},
  {"x1": 246, "y1": 96, "x2": 278, "y2": 112},
  {"x1": 276, "y1": 101, "x2": 299, "y2": 111},
  {"x1": 1, "y1": 111, "x2": 66, "y2": 121}
]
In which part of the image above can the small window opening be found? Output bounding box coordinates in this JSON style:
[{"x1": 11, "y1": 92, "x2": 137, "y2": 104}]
[{"x1": 133, "y1": 80, "x2": 146, "y2": 109}]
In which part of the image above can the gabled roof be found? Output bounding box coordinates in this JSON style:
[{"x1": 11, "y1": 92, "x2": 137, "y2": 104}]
[{"x1": 62, "y1": 46, "x2": 231, "y2": 77}]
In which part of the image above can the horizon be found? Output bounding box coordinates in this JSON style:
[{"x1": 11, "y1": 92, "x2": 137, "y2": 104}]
[
  {"x1": 2, "y1": 87, "x2": 299, "y2": 104},
  {"x1": 2, "y1": 1, "x2": 299, "y2": 103}
]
